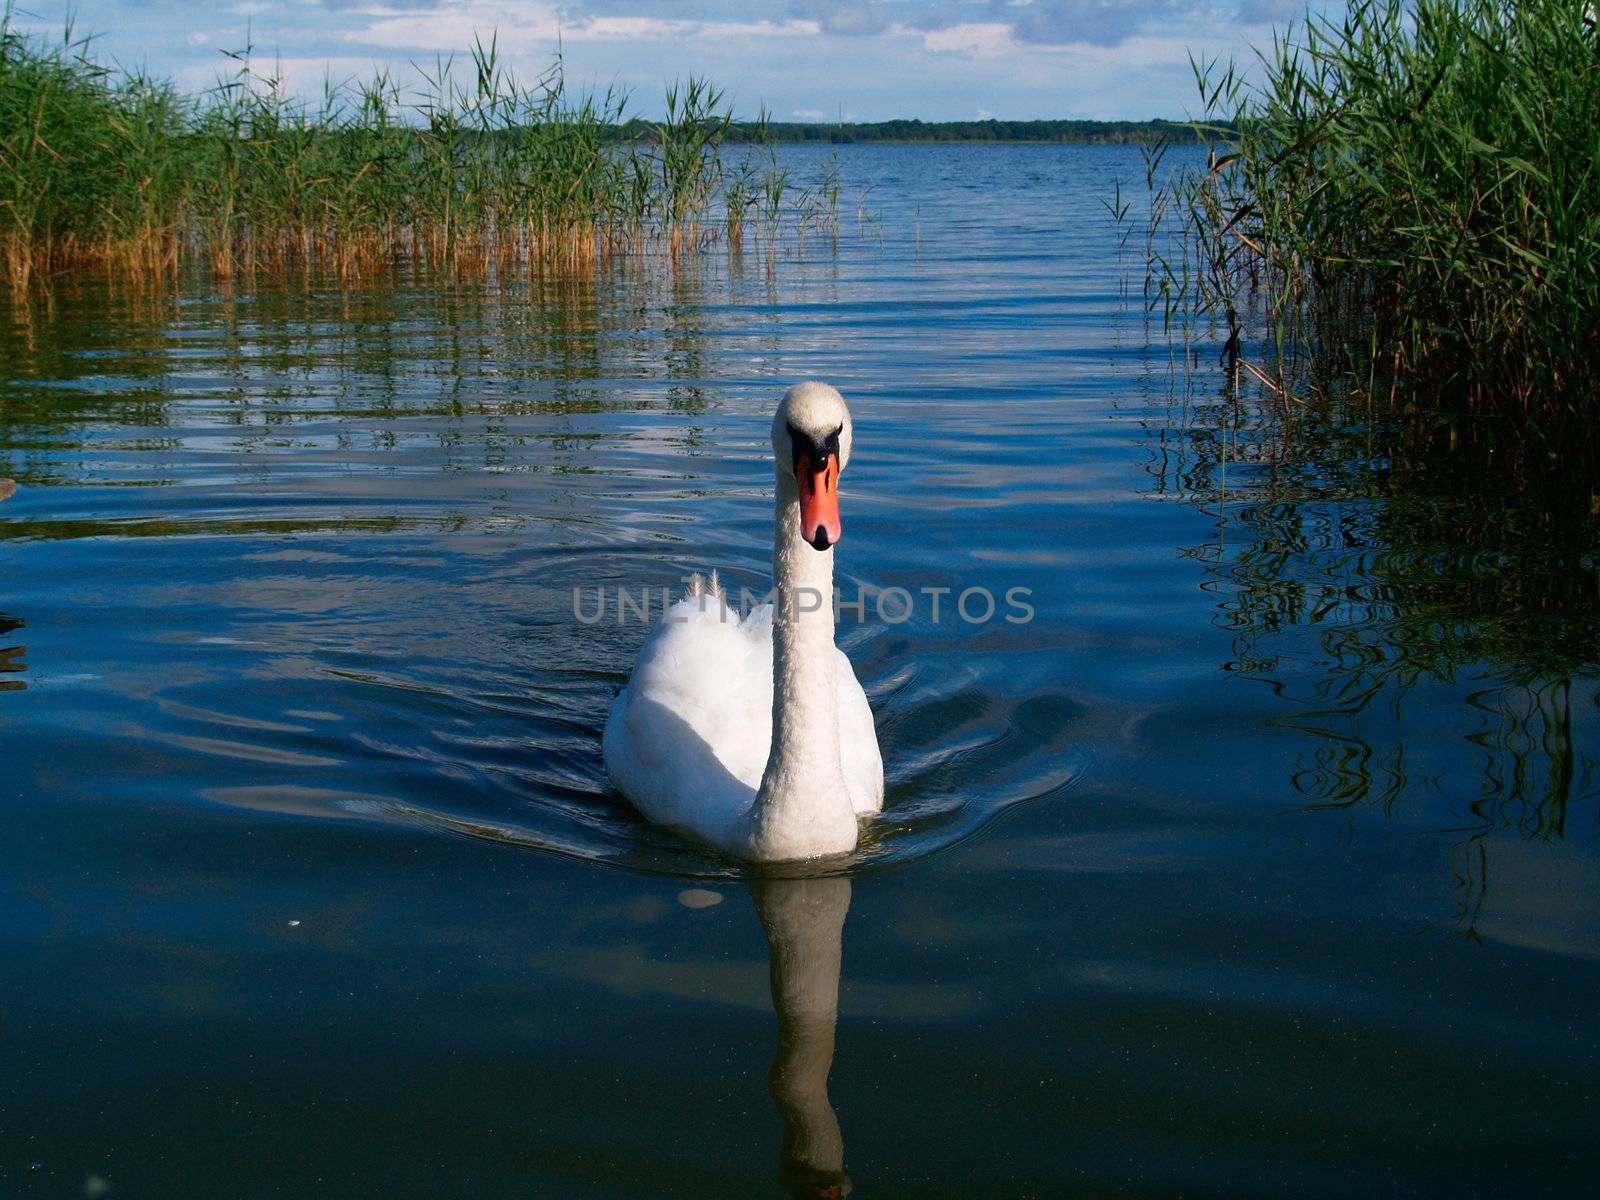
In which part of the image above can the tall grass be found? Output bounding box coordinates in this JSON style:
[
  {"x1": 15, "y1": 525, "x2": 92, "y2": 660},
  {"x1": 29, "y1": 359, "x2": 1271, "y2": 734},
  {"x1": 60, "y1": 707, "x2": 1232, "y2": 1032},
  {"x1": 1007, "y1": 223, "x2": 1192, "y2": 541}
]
[
  {"x1": 0, "y1": 9, "x2": 839, "y2": 288},
  {"x1": 0, "y1": 11, "x2": 187, "y2": 285},
  {"x1": 1133, "y1": 0, "x2": 1600, "y2": 473}
]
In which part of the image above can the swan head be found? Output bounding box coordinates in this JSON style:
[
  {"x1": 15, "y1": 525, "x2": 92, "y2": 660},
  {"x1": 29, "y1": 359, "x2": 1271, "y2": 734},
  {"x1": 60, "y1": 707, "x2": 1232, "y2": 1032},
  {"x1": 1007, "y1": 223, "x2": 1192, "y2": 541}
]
[{"x1": 773, "y1": 381, "x2": 853, "y2": 552}]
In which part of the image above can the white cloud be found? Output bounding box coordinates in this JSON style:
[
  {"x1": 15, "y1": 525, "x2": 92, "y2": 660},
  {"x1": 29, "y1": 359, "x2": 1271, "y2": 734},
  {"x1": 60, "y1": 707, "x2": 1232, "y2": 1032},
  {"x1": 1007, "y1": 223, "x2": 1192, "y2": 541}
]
[
  {"x1": 350, "y1": 1, "x2": 821, "y2": 53},
  {"x1": 349, "y1": 2, "x2": 562, "y2": 52},
  {"x1": 788, "y1": 1, "x2": 891, "y2": 35},
  {"x1": 919, "y1": 21, "x2": 1016, "y2": 58}
]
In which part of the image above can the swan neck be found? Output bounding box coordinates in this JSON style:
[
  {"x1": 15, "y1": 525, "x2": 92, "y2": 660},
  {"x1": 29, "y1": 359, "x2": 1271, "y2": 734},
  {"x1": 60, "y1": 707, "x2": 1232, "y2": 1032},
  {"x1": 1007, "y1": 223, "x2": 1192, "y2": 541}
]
[
  {"x1": 770, "y1": 470, "x2": 840, "y2": 768},
  {"x1": 749, "y1": 470, "x2": 854, "y2": 858},
  {"x1": 772, "y1": 470, "x2": 837, "y2": 618}
]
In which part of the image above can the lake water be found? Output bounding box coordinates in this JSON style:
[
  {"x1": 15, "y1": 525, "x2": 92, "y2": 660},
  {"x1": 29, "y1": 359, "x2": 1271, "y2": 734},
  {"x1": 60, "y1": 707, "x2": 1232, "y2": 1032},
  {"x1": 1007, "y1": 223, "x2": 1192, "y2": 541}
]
[{"x1": 2, "y1": 144, "x2": 1596, "y2": 1197}]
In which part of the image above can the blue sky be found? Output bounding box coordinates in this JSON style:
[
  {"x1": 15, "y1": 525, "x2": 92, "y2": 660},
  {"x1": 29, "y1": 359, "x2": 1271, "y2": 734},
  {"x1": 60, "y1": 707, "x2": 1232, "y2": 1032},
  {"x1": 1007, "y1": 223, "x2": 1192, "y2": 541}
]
[{"x1": 14, "y1": 2, "x2": 1336, "y2": 120}]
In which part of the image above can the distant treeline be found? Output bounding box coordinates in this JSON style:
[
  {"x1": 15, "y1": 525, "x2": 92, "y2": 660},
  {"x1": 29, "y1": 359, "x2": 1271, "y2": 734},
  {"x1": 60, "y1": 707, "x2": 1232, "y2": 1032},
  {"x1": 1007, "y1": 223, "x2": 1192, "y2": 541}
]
[{"x1": 638, "y1": 117, "x2": 1214, "y2": 145}]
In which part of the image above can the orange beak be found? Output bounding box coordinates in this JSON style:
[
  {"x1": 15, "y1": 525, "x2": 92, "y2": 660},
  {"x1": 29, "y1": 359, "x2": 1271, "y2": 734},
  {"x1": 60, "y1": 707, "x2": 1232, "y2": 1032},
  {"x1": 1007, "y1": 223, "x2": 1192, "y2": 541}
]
[{"x1": 797, "y1": 453, "x2": 841, "y2": 551}]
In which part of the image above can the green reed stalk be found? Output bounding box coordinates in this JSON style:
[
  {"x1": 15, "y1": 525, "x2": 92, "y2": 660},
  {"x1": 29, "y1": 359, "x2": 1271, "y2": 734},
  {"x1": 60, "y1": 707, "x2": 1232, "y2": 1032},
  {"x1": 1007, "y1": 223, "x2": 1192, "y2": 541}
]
[
  {"x1": 1140, "y1": 0, "x2": 1600, "y2": 472},
  {"x1": 1, "y1": 10, "x2": 836, "y2": 288}
]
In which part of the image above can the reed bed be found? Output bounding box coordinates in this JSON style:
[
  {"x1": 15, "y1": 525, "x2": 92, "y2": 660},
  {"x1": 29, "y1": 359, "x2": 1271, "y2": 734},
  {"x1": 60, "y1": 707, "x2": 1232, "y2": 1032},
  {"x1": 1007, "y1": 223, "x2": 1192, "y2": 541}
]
[
  {"x1": 0, "y1": 13, "x2": 839, "y2": 289},
  {"x1": 1131, "y1": 0, "x2": 1600, "y2": 473}
]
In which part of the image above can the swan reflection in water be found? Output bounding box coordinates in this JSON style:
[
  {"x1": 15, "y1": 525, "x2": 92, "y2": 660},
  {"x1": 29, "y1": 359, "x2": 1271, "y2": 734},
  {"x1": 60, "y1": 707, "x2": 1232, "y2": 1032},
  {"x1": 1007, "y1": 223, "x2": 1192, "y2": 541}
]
[{"x1": 751, "y1": 875, "x2": 853, "y2": 1199}]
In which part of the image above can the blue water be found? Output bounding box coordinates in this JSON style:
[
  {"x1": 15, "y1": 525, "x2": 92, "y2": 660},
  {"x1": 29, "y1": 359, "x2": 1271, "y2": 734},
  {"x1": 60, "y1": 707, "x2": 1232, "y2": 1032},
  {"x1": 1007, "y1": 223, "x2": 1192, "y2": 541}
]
[{"x1": 1, "y1": 144, "x2": 1595, "y2": 1197}]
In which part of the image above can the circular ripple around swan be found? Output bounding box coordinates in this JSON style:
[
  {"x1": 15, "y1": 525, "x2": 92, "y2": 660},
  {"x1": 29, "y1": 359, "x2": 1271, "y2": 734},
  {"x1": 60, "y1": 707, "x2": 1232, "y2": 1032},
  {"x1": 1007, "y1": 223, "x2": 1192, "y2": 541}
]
[{"x1": 202, "y1": 671, "x2": 1088, "y2": 881}]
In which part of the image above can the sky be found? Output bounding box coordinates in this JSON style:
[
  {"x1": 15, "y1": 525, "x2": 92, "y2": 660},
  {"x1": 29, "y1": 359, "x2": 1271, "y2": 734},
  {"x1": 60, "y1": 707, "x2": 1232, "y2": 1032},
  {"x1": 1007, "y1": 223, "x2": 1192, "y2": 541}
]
[{"x1": 12, "y1": 1, "x2": 1340, "y2": 121}]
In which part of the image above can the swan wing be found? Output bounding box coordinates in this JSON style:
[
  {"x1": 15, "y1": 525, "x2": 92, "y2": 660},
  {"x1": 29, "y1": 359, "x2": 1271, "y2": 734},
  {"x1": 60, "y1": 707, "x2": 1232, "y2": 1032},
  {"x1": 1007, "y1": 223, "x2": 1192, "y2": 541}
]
[{"x1": 603, "y1": 597, "x2": 771, "y2": 848}]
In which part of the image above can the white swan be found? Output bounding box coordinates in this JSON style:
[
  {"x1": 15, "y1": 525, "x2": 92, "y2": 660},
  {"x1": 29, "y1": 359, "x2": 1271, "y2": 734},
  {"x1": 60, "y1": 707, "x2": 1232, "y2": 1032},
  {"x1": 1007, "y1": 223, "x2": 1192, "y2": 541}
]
[{"x1": 603, "y1": 382, "x2": 884, "y2": 861}]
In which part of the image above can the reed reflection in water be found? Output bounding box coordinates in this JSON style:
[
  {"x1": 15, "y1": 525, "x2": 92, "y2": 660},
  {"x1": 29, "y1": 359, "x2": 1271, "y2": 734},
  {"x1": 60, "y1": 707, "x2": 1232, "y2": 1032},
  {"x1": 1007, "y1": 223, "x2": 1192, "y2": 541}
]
[
  {"x1": 1149, "y1": 371, "x2": 1600, "y2": 936},
  {"x1": 0, "y1": 266, "x2": 731, "y2": 509},
  {"x1": 0, "y1": 610, "x2": 24, "y2": 692}
]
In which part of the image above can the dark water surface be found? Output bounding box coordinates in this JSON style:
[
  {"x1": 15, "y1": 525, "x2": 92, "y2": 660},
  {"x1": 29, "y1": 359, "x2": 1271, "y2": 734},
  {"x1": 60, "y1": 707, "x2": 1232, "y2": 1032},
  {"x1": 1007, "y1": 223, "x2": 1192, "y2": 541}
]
[{"x1": 2, "y1": 145, "x2": 1596, "y2": 1197}]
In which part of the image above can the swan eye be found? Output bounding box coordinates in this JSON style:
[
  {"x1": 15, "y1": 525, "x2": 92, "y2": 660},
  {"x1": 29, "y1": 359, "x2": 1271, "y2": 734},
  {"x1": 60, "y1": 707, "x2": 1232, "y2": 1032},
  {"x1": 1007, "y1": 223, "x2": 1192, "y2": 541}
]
[{"x1": 787, "y1": 422, "x2": 844, "y2": 474}]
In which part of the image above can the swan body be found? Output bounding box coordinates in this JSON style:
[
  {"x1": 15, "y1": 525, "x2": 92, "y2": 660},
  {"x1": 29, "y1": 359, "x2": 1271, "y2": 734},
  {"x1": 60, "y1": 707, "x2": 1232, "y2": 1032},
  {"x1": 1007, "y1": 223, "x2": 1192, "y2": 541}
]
[
  {"x1": 603, "y1": 382, "x2": 884, "y2": 861},
  {"x1": 603, "y1": 596, "x2": 882, "y2": 854}
]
